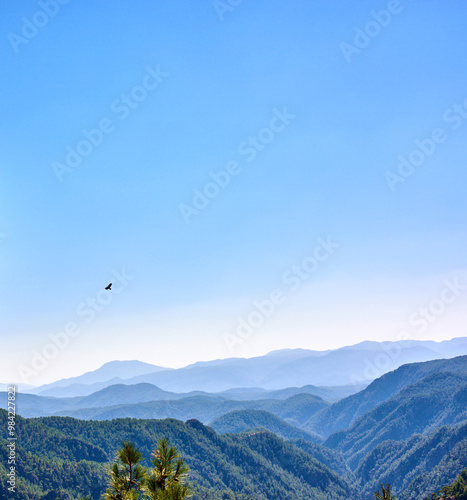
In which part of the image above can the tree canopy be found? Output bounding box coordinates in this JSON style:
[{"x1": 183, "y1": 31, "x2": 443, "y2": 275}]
[{"x1": 103, "y1": 439, "x2": 191, "y2": 500}]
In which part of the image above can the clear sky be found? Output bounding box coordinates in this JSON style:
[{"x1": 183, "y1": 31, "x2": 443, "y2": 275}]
[{"x1": 1, "y1": 1, "x2": 466, "y2": 386}]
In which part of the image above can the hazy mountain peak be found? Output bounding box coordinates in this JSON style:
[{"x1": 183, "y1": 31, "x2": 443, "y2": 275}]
[
  {"x1": 28, "y1": 337, "x2": 467, "y2": 398},
  {"x1": 28, "y1": 360, "x2": 170, "y2": 396}
]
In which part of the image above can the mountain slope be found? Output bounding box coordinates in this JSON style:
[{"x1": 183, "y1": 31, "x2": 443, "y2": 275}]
[
  {"x1": 220, "y1": 383, "x2": 366, "y2": 402},
  {"x1": 255, "y1": 393, "x2": 329, "y2": 426},
  {"x1": 0, "y1": 409, "x2": 356, "y2": 500},
  {"x1": 290, "y1": 439, "x2": 353, "y2": 480},
  {"x1": 1, "y1": 387, "x2": 329, "y2": 423},
  {"x1": 209, "y1": 409, "x2": 322, "y2": 443},
  {"x1": 325, "y1": 371, "x2": 467, "y2": 468},
  {"x1": 48, "y1": 392, "x2": 329, "y2": 425},
  {"x1": 306, "y1": 355, "x2": 467, "y2": 438},
  {"x1": 354, "y1": 421, "x2": 467, "y2": 500},
  {"x1": 74, "y1": 382, "x2": 178, "y2": 407},
  {"x1": 424, "y1": 465, "x2": 467, "y2": 499}
]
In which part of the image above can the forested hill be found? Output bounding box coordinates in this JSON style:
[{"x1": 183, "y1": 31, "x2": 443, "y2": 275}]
[
  {"x1": 425, "y1": 466, "x2": 467, "y2": 499},
  {"x1": 325, "y1": 371, "x2": 467, "y2": 468},
  {"x1": 0, "y1": 409, "x2": 355, "y2": 500},
  {"x1": 2, "y1": 356, "x2": 467, "y2": 499},
  {"x1": 305, "y1": 355, "x2": 467, "y2": 438}
]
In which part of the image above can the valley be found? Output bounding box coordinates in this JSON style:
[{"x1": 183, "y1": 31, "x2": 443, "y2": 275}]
[{"x1": 2, "y1": 341, "x2": 467, "y2": 499}]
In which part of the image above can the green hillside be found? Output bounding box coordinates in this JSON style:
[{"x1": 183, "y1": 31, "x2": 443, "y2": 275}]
[
  {"x1": 425, "y1": 465, "x2": 467, "y2": 499},
  {"x1": 306, "y1": 355, "x2": 467, "y2": 438},
  {"x1": 289, "y1": 439, "x2": 352, "y2": 480},
  {"x1": 355, "y1": 421, "x2": 467, "y2": 499},
  {"x1": 0, "y1": 387, "x2": 329, "y2": 420},
  {"x1": 0, "y1": 409, "x2": 355, "y2": 500},
  {"x1": 43, "y1": 393, "x2": 328, "y2": 426},
  {"x1": 325, "y1": 372, "x2": 467, "y2": 468},
  {"x1": 3, "y1": 356, "x2": 467, "y2": 499},
  {"x1": 209, "y1": 409, "x2": 322, "y2": 443}
]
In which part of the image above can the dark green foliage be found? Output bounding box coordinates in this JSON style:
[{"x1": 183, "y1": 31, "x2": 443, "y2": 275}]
[
  {"x1": 264, "y1": 393, "x2": 329, "y2": 427},
  {"x1": 2, "y1": 389, "x2": 329, "y2": 424},
  {"x1": 290, "y1": 439, "x2": 353, "y2": 479},
  {"x1": 424, "y1": 466, "x2": 467, "y2": 499},
  {"x1": 227, "y1": 430, "x2": 354, "y2": 499},
  {"x1": 146, "y1": 438, "x2": 191, "y2": 499},
  {"x1": 3, "y1": 355, "x2": 467, "y2": 500},
  {"x1": 306, "y1": 355, "x2": 467, "y2": 438},
  {"x1": 374, "y1": 483, "x2": 397, "y2": 499},
  {"x1": 325, "y1": 372, "x2": 467, "y2": 468},
  {"x1": 355, "y1": 421, "x2": 467, "y2": 499},
  {"x1": 0, "y1": 410, "x2": 355, "y2": 500},
  {"x1": 0, "y1": 436, "x2": 108, "y2": 500},
  {"x1": 103, "y1": 441, "x2": 146, "y2": 500},
  {"x1": 208, "y1": 409, "x2": 322, "y2": 443}
]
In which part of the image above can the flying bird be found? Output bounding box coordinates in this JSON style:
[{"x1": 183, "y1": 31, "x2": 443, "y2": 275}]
[{"x1": 105, "y1": 283, "x2": 112, "y2": 290}]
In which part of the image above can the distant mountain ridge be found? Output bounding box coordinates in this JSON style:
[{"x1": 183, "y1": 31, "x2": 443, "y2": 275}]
[
  {"x1": 1, "y1": 383, "x2": 354, "y2": 421},
  {"x1": 28, "y1": 360, "x2": 169, "y2": 396},
  {"x1": 25, "y1": 337, "x2": 467, "y2": 397},
  {"x1": 305, "y1": 354, "x2": 467, "y2": 438},
  {"x1": 2, "y1": 353, "x2": 467, "y2": 499},
  {"x1": 6, "y1": 392, "x2": 330, "y2": 424}
]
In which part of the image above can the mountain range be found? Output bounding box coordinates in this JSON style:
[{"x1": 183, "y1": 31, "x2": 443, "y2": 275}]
[
  {"x1": 2, "y1": 339, "x2": 467, "y2": 499},
  {"x1": 23, "y1": 336, "x2": 467, "y2": 397},
  {"x1": 2, "y1": 350, "x2": 467, "y2": 499}
]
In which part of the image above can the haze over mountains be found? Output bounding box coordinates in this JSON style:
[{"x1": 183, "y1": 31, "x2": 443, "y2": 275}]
[
  {"x1": 3, "y1": 348, "x2": 467, "y2": 499},
  {"x1": 25, "y1": 360, "x2": 170, "y2": 397},
  {"x1": 23, "y1": 337, "x2": 467, "y2": 397}
]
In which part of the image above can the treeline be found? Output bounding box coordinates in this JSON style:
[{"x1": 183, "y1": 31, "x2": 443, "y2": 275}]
[
  {"x1": 0, "y1": 410, "x2": 354, "y2": 500},
  {"x1": 425, "y1": 466, "x2": 467, "y2": 499},
  {"x1": 1, "y1": 403, "x2": 466, "y2": 499}
]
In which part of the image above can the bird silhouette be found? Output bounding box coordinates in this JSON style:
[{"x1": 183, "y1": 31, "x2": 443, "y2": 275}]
[{"x1": 105, "y1": 283, "x2": 112, "y2": 290}]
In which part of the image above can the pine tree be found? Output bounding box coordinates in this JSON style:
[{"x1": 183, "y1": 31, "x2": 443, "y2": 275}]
[
  {"x1": 103, "y1": 441, "x2": 146, "y2": 500},
  {"x1": 145, "y1": 438, "x2": 191, "y2": 500},
  {"x1": 374, "y1": 483, "x2": 397, "y2": 500}
]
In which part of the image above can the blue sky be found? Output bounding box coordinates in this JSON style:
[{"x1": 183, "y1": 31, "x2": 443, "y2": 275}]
[{"x1": 1, "y1": 0, "x2": 466, "y2": 385}]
